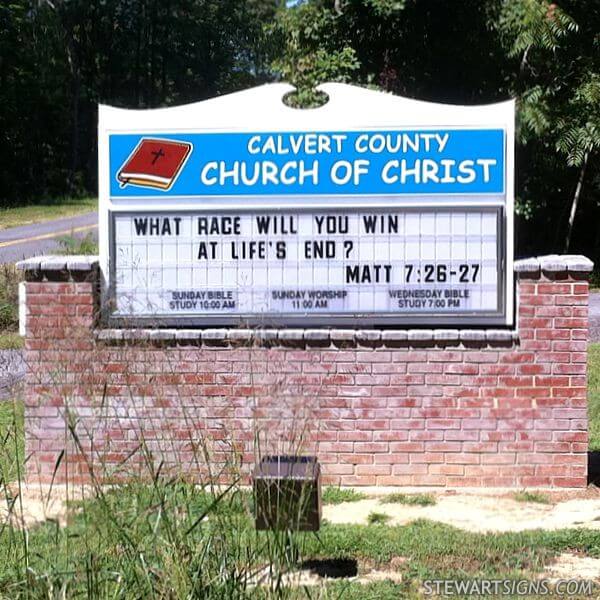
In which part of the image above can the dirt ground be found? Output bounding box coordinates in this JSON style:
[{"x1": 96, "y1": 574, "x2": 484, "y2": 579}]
[
  {"x1": 1, "y1": 482, "x2": 92, "y2": 529},
  {"x1": 2, "y1": 484, "x2": 600, "y2": 585},
  {"x1": 545, "y1": 553, "x2": 600, "y2": 582},
  {"x1": 323, "y1": 489, "x2": 600, "y2": 533},
  {"x1": 3, "y1": 484, "x2": 600, "y2": 534}
]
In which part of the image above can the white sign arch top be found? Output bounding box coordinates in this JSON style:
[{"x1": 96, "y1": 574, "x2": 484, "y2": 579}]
[{"x1": 98, "y1": 82, "x2": 515, "y2": 327}]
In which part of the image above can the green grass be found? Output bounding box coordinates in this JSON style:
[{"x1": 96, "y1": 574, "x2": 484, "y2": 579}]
[
  {"x1": 0, "y1": 332, "x2": 23, "y2": 351},
  {"x1": 588, "y1": 343, "x2": 600, "y2": 451},
  {"x1": 0, "y1": 399, "x2": 24, "y2": 483},
  {"x1": 0, "y1": 197, "x2": 97, "y2": 230},
  {"x1": 322, "y1": 486, "x2": 368, "y2": 505},
  {"x1": 367, "y1": 511, "x2": 391, "y2": 525},
  {"x1": 380, "y1": 493, "x2": 436, "y2": 507},
  {"x1": 0, "y1": 265, "x2": 21, "y2": 349},
  {"x1": 1, "y1": 481, "x2": 600, "y2": 598},
  {"x1": 514, "y1": 491, "x2": 551, "y2": 505}
]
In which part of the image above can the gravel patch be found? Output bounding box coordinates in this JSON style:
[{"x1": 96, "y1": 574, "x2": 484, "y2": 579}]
[
  {"x1": 0, "y1": 349, "x2": 25, "y2": 400},
  {"x1": 588, "y1": 292, "x2": 600, "y2": 342}
]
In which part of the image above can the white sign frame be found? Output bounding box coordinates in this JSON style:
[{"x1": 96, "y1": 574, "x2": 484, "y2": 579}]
[{"x1": 98, "y1": 82, "x2": 515, "y2": 327}]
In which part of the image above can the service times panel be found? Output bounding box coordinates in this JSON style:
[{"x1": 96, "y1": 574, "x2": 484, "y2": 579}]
[{"x1": 111, "y1": 207, "x2": 503, "y2": 325}]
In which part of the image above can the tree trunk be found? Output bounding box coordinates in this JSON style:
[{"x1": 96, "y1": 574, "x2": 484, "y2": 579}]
[
  {"x1": 564, "y1": 151, "x2": 590, "y2": 253},
  {"x1": 62, "y1": 26, "x2": 80, "y2": 195}
]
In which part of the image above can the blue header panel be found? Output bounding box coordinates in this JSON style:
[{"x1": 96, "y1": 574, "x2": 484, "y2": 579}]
[{"x1": 109, "y1": 129, "x2": 505, "y2": 197}]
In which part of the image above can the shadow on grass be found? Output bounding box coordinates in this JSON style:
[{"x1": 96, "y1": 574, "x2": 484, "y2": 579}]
[
  {"x1": 588, "y1": 451, "x2": 600, "y2": 486},
  {"x1": 300, "y1": 558, "x2": 358, "y2": 578}
]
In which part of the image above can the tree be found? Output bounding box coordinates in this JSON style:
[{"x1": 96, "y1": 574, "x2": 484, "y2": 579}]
[
  {"x1": 496, "y1": 0, "x2": 600, "y2": 251},
  {"x1": 2, "y1": 0, "x2": 599, "y2": 269},
  {"x1": 0, "y1": 0, "x2": 279, "y2": 206},
  {"x1": 270, "y1": 1, "x2": 360, "y2": 106}
]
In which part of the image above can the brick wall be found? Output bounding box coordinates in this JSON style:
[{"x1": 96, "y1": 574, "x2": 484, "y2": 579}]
[{"x1": 19, "y1": 256, "x2": 591, "y2": 487}]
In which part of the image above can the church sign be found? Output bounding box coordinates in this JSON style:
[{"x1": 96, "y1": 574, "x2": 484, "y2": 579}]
[{"x1": 99, "y1": 83, "x2": 514, "y2": 326}]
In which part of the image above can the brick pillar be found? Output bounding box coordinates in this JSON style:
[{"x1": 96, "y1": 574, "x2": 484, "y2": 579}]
[
  {"x1": 513, "y1": 256, "x2": 591, "y2": 487},
  {"x1": 19, "y1": 257, "x2": 98, "y2": 484}
]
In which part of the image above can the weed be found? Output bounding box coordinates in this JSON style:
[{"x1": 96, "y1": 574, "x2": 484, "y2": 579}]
[
  {"x1": 0, "y1": 264, "x2": 20, "y2": 332},
  {"x1": 514, "y1": 491, "x2": 551, "y2": 504},
  {"x1": 0, "y1": 398, "x2": 24, "y2": 482},
  {"x1": 367, "y1": 511, "x2": 391, "y2": 525},
  {"x1": 588, "y1": 344, "x2": 600, "y2": 451},
  {"x1": 380, "y1": 493, "x2": 436, "y2": 507},
  {"x1": 322, "y1": 487, "x2": 367, "y2": 505},
  {"x1": 0, "y1": 332, "x2": 23, "y2": 351},
  {"x1": 57, "y1": 232, "x2": 98, "y2": 255}
]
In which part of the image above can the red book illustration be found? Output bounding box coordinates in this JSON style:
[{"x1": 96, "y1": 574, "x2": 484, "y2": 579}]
[{"x1": 117, "y1": 138, "x2": 192, "y2": 190}]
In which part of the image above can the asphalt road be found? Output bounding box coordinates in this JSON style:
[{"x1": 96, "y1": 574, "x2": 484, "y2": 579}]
[{"x1": 0, "y1": 211, "x2": 98, "y2": 263}]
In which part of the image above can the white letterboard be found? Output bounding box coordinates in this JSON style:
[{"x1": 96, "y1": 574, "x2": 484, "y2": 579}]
[
  {"x1": 112, "y1": 208, "x2": 502, "y2": 324},
  {"x1": 100, "y1": 83, "x2": 514, "y2": 326}
]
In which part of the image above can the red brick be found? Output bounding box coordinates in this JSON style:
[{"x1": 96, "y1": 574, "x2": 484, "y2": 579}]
[
  {"x1": 446, "y1": 453, "x2": 480, "y2": 465},
  {"x1": 355, "y1": 465, "x2": 391, "y2": 476},
  {"x1": 519, "y1": 317, "x2": 553, "y2": 329},
  {"x1": 539, "y1": 283, "x2": 574, "y2": 294},
  {"x1": 411, "y1": 452, "x2": 444, "y2": 463},
  {"x1": 552, "y1": 476, "x2": 587, "y2": 488},
  {"x1": 519, "y1": 294, "x2": 554, "y2": 306},
  {"x1": 553, "y1": 363, "x2": 586, "y2": 375},
  {"x1": 374, "y1": 453, "x2": 409, "y2": 464},
  {"x1": 429, "y1": 464, "x2": 464, "y2": 476},
  {"x1": 410, "y1": 430, "x2": 443, "y2": 441},
  {"x1": 444, "y1": 363, "x2": 479, "y2": 375},
  {"x1": 500, "y1": 352, "x2": 535, "y2": 364},
  {"x1": 518, "y1": 364, "x2": 550, "y2": 375}
]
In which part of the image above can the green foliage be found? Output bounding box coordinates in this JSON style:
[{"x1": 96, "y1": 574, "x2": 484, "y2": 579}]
[
  {"x1": 0, "y1": 399, "x2": 24, "y2": 484},
  {"x1": 57, "y1": 232, "x2": 98, "y2": 255},
  {"x1": 494, "y1": 0, "x2": 599, "y2": 251},
  {"x1": 271, "y1": 2, "x2": 359, "y2": 107},
  {"x1": 1, "y1": 0, "x2": 599, "y2": 261},
  {"x1": 365, "y1": 0, "x2": 407, "y2": 17},
  {"x1": 0, "y1": 0, "x2": 279, "y2": 205},
  {"x1": 0, "y1": 266, "x2": 20, "y2": 333},
  {"x1": 380, "y1": 493, "x2": 436, "y2": 507},
  {"x1": 497, "y1": 0, "x2": 592, "y2": 159},
  {"x1": 556, "y1": 73, "x2": 600, "y2": 166},
  {"x1": 497, "y1": 0, "x2": 577, "y2": 58},
  {"x1": 514, "y1": 491, "x2": 551, "y2": 504},
  {"x1": 322, "y1": 486, "x2": 368, "y2": 504},
  {"x1": 588, "y1": 343, "x2": 600, "y2": 452}
]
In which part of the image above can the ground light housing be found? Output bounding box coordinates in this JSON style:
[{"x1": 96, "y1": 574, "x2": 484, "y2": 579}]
[{"x1": 253, "y1": 455, "x2": 322, "y2": 532}]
